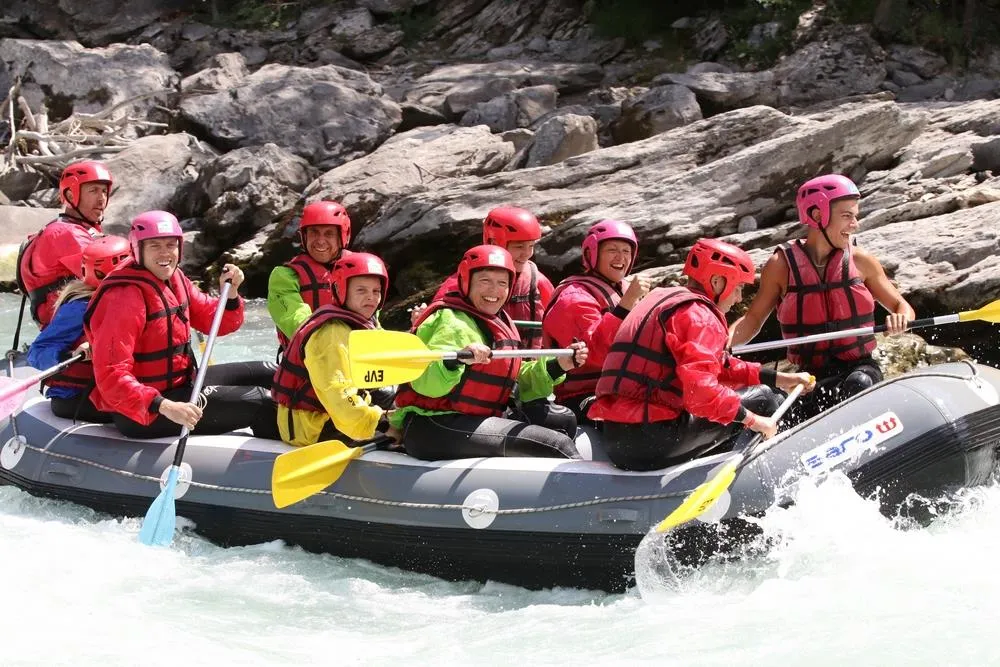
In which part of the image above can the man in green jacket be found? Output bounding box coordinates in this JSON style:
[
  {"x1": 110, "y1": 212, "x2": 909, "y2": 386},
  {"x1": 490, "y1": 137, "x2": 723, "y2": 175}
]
[
  {"x1": 391, "y1": 245, "x2": 588, "y2": 461},
  {"x1": 267, "y1": 201, "x2": 353, "y2": 353}
]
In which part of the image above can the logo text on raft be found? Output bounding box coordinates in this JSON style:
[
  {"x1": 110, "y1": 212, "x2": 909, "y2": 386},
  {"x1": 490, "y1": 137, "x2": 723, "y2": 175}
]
[
  {"x1": 800, "y1": 411, "x2": 904, "y2": 473},
  {"x1": 364, "y1": 369, "x2": 384, "y2": 384}
]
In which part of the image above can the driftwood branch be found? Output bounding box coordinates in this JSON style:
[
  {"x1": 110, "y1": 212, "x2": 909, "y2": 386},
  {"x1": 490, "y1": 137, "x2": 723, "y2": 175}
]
[{"x1": 5, "y1": 85, "x2": 175, "y2": 174}]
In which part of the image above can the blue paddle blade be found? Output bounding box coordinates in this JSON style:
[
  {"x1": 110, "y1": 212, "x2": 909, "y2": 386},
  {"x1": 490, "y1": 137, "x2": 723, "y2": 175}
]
[{"x1": 138, "y1": 466, "x2": 179, "y2": 547}]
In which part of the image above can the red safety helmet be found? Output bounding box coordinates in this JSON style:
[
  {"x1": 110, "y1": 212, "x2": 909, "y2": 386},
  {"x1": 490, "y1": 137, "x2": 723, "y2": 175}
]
[
  {"x1": 331, "y1": 252, "x2": 389, "y2": 310},
  {"x1": 482, "y1": 207, "x2": 542, "y2": 247},
  {"x1": 796, "y1": 174, "x2": 861, "y2": 230},
  {"x1": 59, "y1": 160, "x2": 113, "y2": 208},
  {"x1": 582, "y1": 219, "x2": 638, "y2": 273},
  {"x1": 299, "y1": 201, "x2": 352, "y2": 248},
  {"x1": 81, "y1": 235, "x2": 130, "y2": 288},
  {"x1": 683, "y1": 238, "x2": 756, "y2": 303},
  {"x1": 457, "y1": 244, "x2": 516, "y2": 304}
]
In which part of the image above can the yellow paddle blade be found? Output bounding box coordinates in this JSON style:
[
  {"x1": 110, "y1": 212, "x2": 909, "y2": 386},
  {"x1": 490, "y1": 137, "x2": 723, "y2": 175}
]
[
  {"x1": 654, "y1": 460, "x2": 739, "y2": 533},
  {"x1": 271, "y1": 439, "x2": 363, "y2": 509},
  {"x1": 959, "y1": 298, "x2": 1000, "y2": 324},
  {"x1": 349, "y1": 329, "x2": 446, "y2": 389}
]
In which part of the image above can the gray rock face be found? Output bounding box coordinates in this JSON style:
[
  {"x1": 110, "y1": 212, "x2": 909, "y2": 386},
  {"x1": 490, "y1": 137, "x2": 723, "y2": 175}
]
[
  {"x1": 179, "y1": 63, "x2": 402, "y2": 169},
  {"x1": 459, "y1": 85, "x2": 558, "y2": 133},
  {"x1": 612, "y1": 85, "x2": 703, "y2": 144},
  {"x1": 657, "y1": 71, "x2": 778, "y2": 112},
  {"x1": 356, "y1": 102, "x2": 923, "y2": 273},
  {"x1": 181, "y1": 144, "x2": 314, "y2": 272},
  {"x1": 525, "y1": 114, "x2": 598, "y2": 167},
  {"x1": 181, "y1": 53, "x2": 248, "y2": 94},
  {"x1": 774, "y1": 26, "x2": 887, "y2": 106},
  {"x1": 0, "y1": 39, "x2": 178, "y2": 117},
  {"x1": 305, "y1": 124, "x2": 515, "y2": 222},
  {"x1": 101, "y1": 133, "x2": 217, "y2": 235},
  {"x1": 858, "y1": 200, "x2": 1000, "y2": 309},
  {"x1": 888, "y1": 44, "x2": 948, "y2": 79},
  {"x1": 401, "y1": 60, "x2": 604, "y2": 119}
]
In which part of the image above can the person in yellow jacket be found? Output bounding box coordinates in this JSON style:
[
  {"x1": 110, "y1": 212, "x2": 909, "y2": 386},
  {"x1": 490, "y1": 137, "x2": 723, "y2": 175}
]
[{"x1": 271, "y1": 252, "x2": 396, "y2": 446}]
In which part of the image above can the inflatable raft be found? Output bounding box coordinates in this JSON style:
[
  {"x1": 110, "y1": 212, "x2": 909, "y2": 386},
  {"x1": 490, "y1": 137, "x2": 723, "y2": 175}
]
[{"x1": 2, "y1": 360, "x2": 1000, "y2": 592}]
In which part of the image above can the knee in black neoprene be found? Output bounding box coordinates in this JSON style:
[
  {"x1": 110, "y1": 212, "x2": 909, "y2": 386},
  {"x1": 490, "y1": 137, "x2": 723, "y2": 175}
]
[{"x1": 841, "y1": 369, "x2": 876, "y2": 396}]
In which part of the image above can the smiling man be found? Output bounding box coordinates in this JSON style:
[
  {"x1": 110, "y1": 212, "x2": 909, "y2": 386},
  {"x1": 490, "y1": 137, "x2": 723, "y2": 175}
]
[
  {"x1": 17, "y1": 160, "x2": 113, "y2": 328},
  {"x1": 267, "y1": 200, "x2": 353, "y2": 355},
  {"x1": 729, "y1": 174, "x2": 916, "y2": 416}
]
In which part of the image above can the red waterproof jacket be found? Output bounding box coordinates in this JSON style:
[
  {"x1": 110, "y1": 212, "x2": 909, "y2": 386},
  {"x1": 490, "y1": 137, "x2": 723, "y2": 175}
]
[
  {"x1": 84, "y1": 262, "x2": 244, "y2": 425},
  {"x1": 542, "y1": 273, "x2": 626, "y2": 400},
  {"x1": 589, "y1": 287, "x2": 761, "y2": 425},
  {"x1": 17, "y1": 215, "x2": 102, "y2": 328}
]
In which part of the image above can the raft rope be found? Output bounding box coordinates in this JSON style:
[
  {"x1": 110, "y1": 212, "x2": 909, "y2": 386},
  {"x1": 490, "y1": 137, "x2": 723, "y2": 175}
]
[{"x1": 7, "y1": 363, "x2": 985, "y2": 516}]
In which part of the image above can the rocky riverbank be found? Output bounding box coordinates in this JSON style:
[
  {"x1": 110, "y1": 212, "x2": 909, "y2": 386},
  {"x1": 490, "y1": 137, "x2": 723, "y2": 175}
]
[{"x1": 1, "y1": 0, "x2": 998, "y2": 365}]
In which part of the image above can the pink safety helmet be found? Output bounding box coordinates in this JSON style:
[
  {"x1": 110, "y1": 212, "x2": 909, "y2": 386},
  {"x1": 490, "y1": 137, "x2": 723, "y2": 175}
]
[
  {"x1": 482, "y1": 207, "x2": 542, "y2": 247},
  {"x1": 331, "y1": 252, "x2": 389, "y2": 310},
  {"x1": 128, "y1": 210, "x2": 184, "y2": 263},
  {"x1": 457, "y1": 244, "x2": 516, "y2": 305},
  {"x1": 796, "y1": 174, "x2": 860, "y2": 230},
  {"x1": 581, "y1": 219, "x2": 638, "y2": 273},
  {"x1": 683, "y1": 238, "x2": 756, "y2": 303}
]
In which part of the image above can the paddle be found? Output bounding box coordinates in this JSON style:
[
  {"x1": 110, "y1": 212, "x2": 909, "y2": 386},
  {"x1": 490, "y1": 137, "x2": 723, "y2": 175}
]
[
  {"x1": 138, "y1": 281, "x2": 232, "y2": 547},
  {"x1": 271, "y1": 434, "x2": 395, "y2": 508},
  {"x1": 654, "y1": 383, "x2": 806, "y2": 534},
  {"x1": 0, "y1": 353, "x2": 86, "y2": 421},
  {"x1": 733, "y1": 298, "x2": 1000, "y2": 355},
  {"x1": 513, "y1": 320, "x2": 542, "y2": 329},
  {"x1": 348, "y1": 329, "x2": 576, "y2": 389}
]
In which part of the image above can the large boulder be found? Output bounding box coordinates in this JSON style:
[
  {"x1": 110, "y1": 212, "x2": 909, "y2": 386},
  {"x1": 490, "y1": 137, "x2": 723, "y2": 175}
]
[
  {"x1": 0, "y1": 39, "x2": 178, "y2": 118},
  {"x1": 179, "y1": 64, "x2": 402, "y2": 169},
  {"x1": 101, "y1": 133, "x2": 218, "y2": 234},
  {"x1": 305, "y1": 124, "x2": 516, "y2": 224},
  {"x1": 611, "y1": 84, "x2": 703, "y2": 144},
  {"x1": 181, "y1": 144, "x2": 314, "y2": 273},
  {"x1": 525, "y1": 114, "x2": 598, "y2": 167}
]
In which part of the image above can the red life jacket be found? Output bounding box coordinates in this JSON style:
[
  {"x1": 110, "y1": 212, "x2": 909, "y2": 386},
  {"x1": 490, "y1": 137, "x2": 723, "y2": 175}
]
[
  {"x1": 505, "y1": 261, "x2": 545, "y2": 349},
  {"x1": 272, "y1": 304, "x2": 377, "y2": 415},
  {"x1": 84, "y1": 262, "x2": 195, "y2": 393},
  {"x1": 776, "y1": 241, "x2": 876, "y2": 371},
  {"x1": 275, "y1": 253, "x2": 336, "y2": 351},
  {"x1": 17, "y1": 215, "x2": 101, "y2": 327},
  {"x1": 543, "y1": 273, "x2": 622, "y2": 399},
  {"x1": 395, "y1": 294, "x2": 522, "y2": 417},
  {"x1": 596, "y1": 287, "x2": 723, "y2": 423}
]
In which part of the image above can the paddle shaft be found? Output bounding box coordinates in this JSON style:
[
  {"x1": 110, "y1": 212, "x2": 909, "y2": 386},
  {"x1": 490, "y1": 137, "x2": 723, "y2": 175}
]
[
  {"x1": 512, "y1": 320, "x2": 542, "y2": 329},
  {"x1": 0, "y1": 352, "x2": 86, "y2": 399},
  {"x1": 6, "y1": 293, "x2": 28, "y2": 378},
  {"x1": 447, "y1": 348, "x2": 572, "y2": 361},
  {"x1": 732, "y1": 314, "x2": 961, "y2": 355},
  {"x1": 168, "y1": 281, "x2": 231, "y2": 468}
]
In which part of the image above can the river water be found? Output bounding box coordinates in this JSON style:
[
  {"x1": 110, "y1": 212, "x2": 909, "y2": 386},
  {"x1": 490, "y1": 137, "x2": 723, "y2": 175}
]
[{"x1": 2, "y1": 292, "x2": 1000, "y2": 667}]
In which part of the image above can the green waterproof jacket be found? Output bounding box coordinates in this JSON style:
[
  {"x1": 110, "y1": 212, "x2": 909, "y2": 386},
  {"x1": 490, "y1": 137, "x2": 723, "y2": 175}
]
[
  {"x1": 389, "y1": 308, "x2": 563, "y2": 428},
  {"x1": 267, "y1": 265, "x2": 312, "y2": 340}
]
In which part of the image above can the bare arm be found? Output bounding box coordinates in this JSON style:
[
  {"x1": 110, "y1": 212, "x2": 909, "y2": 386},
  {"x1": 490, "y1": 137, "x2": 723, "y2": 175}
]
[
  {"x1": 729, "y1": 251, "x2": 788, "y2": 346},
  {"x1": 855, "y1": 248, "x2": 915, "y2": 334}
]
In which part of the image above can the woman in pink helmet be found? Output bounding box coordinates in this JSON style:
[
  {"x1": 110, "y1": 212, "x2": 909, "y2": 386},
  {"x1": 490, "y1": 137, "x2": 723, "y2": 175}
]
[
  {"x1": 730, "y1": 174, "x2": 915, "y2": 416},
  {"x1": 541, "y1": 220, "x2": 652, "y2": 421},
  {"x1": 84, "y1": 210, "x2": 279, "y2": 439}
]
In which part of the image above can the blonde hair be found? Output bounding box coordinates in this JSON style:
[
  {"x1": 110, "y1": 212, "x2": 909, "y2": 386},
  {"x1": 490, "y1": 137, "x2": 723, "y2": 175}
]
[{"x1": 53, "y1": 279, "x2": 96, "y2": 311}]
